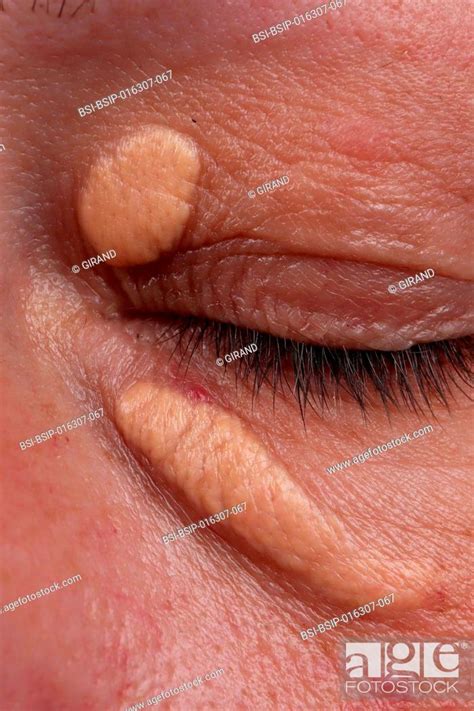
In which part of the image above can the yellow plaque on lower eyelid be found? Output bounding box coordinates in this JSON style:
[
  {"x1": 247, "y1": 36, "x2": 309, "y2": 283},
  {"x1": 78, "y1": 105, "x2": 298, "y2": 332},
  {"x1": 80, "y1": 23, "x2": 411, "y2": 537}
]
[
  {"x1": 76, "y1": 126, "x2": 201, "y2": 267},
  {"x1": 115, "y1": 381, "x2": 432, "y2": 612}
]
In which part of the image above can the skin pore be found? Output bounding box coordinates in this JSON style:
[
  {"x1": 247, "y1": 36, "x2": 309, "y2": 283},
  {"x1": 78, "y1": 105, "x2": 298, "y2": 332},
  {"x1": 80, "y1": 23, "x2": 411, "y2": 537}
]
[{"x1": 1, "y1": 1, "x2": 472, "y2": 709}]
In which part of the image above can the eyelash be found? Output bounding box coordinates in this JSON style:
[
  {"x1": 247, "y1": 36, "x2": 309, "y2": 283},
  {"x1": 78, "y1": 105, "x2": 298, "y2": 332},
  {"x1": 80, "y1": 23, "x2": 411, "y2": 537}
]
[{"x1": 157, "y1": 317, "x2": 473, "y2": 421}]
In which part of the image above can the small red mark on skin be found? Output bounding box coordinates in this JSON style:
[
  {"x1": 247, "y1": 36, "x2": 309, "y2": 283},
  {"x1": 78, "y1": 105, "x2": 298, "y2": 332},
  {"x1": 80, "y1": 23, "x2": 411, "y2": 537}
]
[
  {"x1": 327, "y1": 118, "x2": 399, "y2": 163},
  {"x1": 428, "y1": 587, "x2": 449, "y2": 611},
  {"x1": 183, "y1": 383, "x2": 213, "y2": 404},
  {"x1": 169, "y1": 365, "x2": 214, "y2": 403},
  {"x1": 51, "y1": 435, "x2": 69, "y2": 447}
]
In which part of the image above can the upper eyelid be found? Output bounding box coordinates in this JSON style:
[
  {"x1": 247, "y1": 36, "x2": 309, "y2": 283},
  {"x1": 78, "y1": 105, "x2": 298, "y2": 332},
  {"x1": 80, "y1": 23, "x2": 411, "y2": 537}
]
[{"x1": 115, "y1": 248, "x2": 474, "y2": 352}]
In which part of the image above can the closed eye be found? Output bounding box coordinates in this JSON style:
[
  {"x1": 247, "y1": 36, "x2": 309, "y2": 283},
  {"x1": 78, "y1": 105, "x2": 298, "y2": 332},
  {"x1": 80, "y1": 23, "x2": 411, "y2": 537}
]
[
  {"x1": 123, "y1": 312, "x2": 473, "y2": 422},
  {"x1": 108, "y1": 237, "x2": 474, "y2": 422}
]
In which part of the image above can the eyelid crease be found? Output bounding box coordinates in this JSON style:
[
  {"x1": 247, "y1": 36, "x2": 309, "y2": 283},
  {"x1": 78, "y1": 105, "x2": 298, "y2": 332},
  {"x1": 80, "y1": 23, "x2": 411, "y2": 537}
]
[
  {"x1": 115, "y1": 246, "x2": 474, "y2": 351},
  {"x1": 153, "y1": 316, "x2": 473, "y2": 422}
]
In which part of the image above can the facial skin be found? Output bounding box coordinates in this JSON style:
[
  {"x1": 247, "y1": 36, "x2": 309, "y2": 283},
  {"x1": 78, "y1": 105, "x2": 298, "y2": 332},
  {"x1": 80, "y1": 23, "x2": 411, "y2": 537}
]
[
  {"x1": 0, "y1": 1, "x2": 472, "y2": 709},
  {"x1": 116, "y1": 381, "x2": 438, "y2": 614}
]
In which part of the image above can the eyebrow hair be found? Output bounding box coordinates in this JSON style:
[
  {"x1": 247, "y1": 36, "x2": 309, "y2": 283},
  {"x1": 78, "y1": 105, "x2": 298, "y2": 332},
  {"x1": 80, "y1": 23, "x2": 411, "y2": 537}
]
[
  {"x1": 1, "y1": 0, "x2": 95, "y2": 18},
  {"x1": 69, "y1": 0, "x2": 95, "y2": 17}
]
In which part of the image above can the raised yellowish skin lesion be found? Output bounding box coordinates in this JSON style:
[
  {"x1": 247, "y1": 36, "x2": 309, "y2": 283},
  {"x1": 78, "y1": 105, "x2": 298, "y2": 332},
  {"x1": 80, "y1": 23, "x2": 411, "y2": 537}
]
[
  {"x1": 76, "y1": 126, "x2": 201, "y2": 267},
  {"x1": 116, "y1": 381, "x2": 432, "y2": 611}
]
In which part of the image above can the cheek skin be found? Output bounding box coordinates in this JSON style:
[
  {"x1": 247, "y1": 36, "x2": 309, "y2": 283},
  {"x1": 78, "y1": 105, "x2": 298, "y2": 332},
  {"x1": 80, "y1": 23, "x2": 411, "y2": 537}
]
[
  {"x1": 116, "y1": 381, "x2": 433, "y2": 612},
  {"x1": 76, "y1": 126, "x2": 201, "y2": 267}
]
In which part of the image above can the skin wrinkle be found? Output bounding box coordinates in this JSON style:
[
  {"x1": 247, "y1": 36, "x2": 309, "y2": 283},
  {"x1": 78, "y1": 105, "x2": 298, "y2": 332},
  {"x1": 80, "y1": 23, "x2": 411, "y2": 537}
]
[
  {"x1": 50, "y1": 9, "x2": 470, "y2": 278},
  {"x1": 118, "y1": 249, "x2": 474, "y2": 350}
]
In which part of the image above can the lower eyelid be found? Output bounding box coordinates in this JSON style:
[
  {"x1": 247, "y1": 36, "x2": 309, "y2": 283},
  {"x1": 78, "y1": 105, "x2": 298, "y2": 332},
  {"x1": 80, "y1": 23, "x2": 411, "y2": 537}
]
[{"x1": 115, "y1": 380, "x2": 433, "y2": 612}]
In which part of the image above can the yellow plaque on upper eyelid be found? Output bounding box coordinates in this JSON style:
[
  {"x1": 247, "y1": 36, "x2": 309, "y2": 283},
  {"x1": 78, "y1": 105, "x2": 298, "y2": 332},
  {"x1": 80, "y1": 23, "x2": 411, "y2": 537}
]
[{"x1": 76, "y1": 126, "x2": 201, "y2": 267}]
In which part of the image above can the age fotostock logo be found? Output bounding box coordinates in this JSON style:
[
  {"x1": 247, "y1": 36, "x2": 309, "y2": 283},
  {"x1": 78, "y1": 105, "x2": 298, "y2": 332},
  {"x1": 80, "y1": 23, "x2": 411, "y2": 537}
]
[{"x1": 343, "y1": 642, "x2": 470, "y2": 698}]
